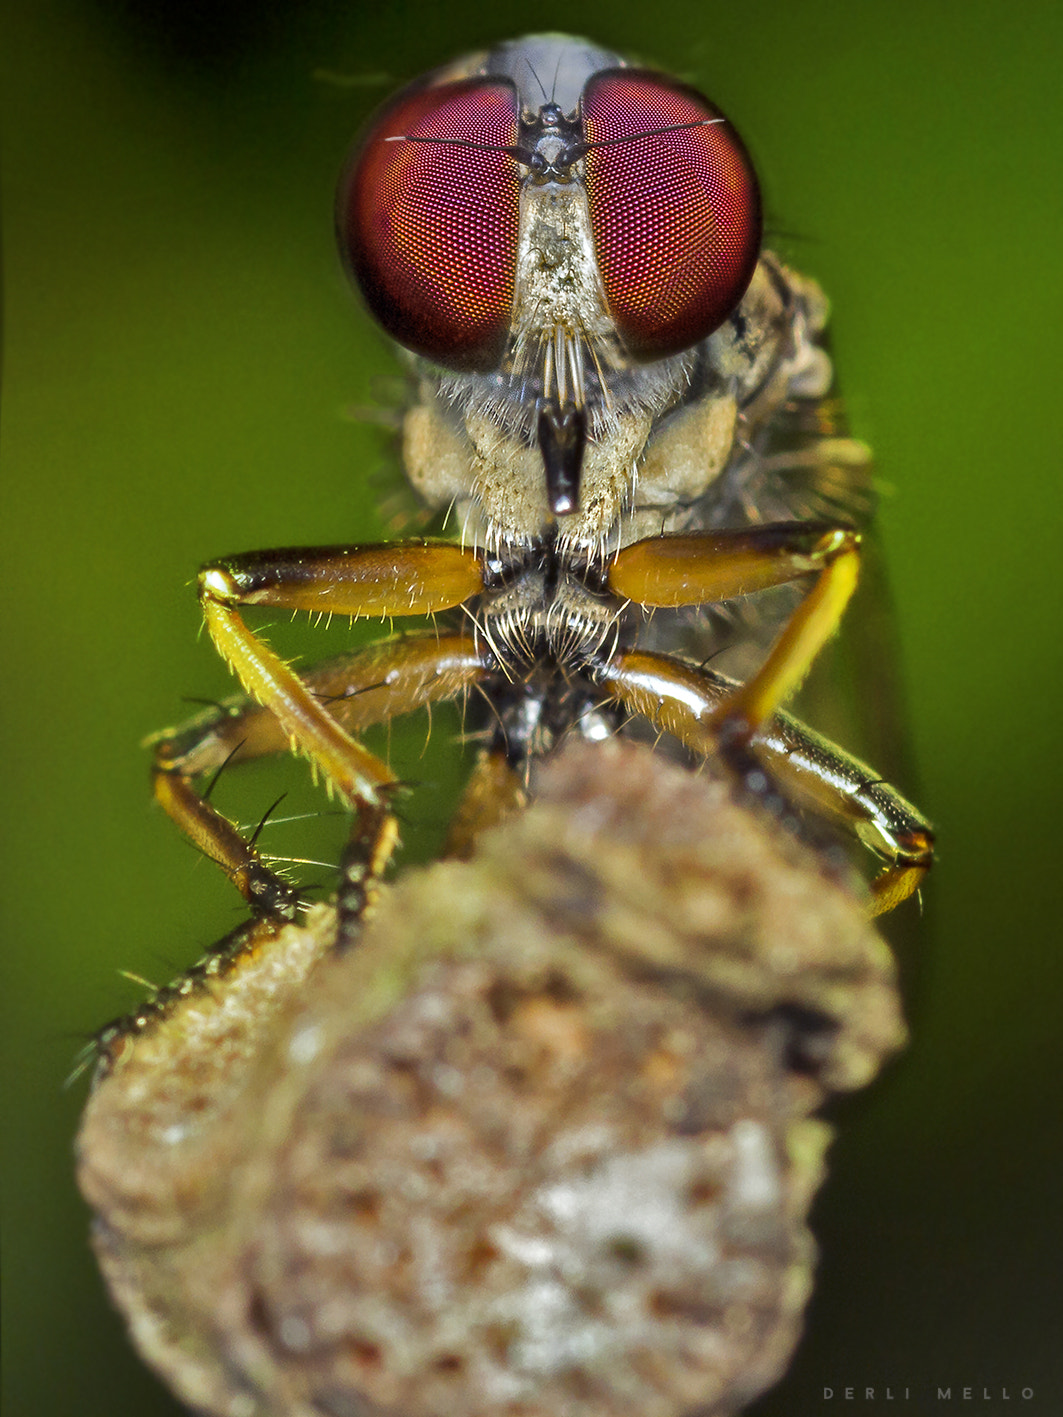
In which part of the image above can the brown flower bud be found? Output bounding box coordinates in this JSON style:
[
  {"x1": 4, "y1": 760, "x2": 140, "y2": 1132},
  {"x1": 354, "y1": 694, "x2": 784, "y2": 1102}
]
[{"x1": 78, "y1": 740, "x2": 904, "y2": 1417}]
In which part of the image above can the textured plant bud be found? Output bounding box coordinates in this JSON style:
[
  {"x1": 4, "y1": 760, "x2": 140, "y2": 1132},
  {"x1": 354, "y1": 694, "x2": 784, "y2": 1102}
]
[{"x1": 77, "y1": 740, "x2": 905, "y2": 1417}]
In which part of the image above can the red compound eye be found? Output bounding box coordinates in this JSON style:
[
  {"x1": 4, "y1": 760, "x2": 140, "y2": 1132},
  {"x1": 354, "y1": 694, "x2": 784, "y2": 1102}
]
[
  {"x1": 582, "y1": 70, "x2": 761, "y2": 360},
  {"x1": 338, "y1": 78, "x2": 521, "y2": 372}
]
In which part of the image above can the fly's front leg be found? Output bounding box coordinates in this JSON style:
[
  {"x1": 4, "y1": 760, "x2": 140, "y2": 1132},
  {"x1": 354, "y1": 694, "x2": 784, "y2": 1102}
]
[
  {"x1": 596, "y1": 652, "x2": 933, "y2": 915},
  {"x1": 610, "y1": 522, "x2": 860, "y2": 833},
  {"x1": 153, "y1": 541, "x2": 484, "y2": 925},
  {"x1": 610, "y1": 522, "x2": 861, "y2": 735}
]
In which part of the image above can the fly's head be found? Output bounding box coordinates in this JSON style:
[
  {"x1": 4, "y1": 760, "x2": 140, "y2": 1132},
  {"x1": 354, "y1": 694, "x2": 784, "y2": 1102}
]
[{"x1": 337, "y1": 35, "x2": 767, "y2": 557}]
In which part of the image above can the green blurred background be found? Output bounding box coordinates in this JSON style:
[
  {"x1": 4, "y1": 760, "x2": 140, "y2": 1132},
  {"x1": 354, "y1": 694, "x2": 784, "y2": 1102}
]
[{"x1": 2, "y1": 1, "x2": 1060, "y2": 1413}]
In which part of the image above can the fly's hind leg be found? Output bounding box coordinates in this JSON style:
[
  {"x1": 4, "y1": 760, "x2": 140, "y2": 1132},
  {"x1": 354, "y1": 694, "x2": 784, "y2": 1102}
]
[
  {"x1": 749, "y1": 706, "x2": 934, "y2": 914},
  {"x1": 597, "y1": 652, "x2": 933, "y2": 915},
  {"x1": 152, "y1": 536, "x2": 485, "y2": 931},
  {"x1": 152, "y1": 732, "x2": 306, "y2": 921}
]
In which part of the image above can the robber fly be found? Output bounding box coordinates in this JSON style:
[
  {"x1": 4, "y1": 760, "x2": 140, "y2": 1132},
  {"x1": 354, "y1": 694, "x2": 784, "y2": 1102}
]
[{"x1": 150, "y1": 33, "x2": 933, "y2": 946}]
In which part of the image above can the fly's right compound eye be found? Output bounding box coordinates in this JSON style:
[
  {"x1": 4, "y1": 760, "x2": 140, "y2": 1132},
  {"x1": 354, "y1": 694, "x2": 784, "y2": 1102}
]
[
  {"x1": 337, "y1": 78, "x2": 521, "y2": 373},
  {"x1": 581, "y1": 69, "x2": 762, "y2": 361}
]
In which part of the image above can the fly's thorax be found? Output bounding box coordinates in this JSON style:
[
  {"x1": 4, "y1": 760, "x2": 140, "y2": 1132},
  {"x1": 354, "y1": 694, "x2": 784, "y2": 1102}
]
[{"x1": 714, "y1": 257, "x2": 834, "y2": 433}]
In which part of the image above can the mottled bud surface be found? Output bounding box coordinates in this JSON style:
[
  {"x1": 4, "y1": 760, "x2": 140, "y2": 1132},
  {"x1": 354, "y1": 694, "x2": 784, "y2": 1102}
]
[{"x1": 78, "y1": 742, "x2": 904, "y2": 1417}]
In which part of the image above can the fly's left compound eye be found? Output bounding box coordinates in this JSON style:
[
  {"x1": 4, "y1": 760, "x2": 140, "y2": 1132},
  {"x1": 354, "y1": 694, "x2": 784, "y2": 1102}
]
[
  {"x1": 582, "y1": 70, "x2": 762, "y2": 361},
  {"x1": 337, "y1": 78, "x2": 521, "y2": 373}
]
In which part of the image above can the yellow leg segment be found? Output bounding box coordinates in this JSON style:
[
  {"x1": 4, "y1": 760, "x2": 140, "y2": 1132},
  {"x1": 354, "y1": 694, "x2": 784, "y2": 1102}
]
[{"x1": 202, "y1": 597, "x2": 397, "y2": 807}]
